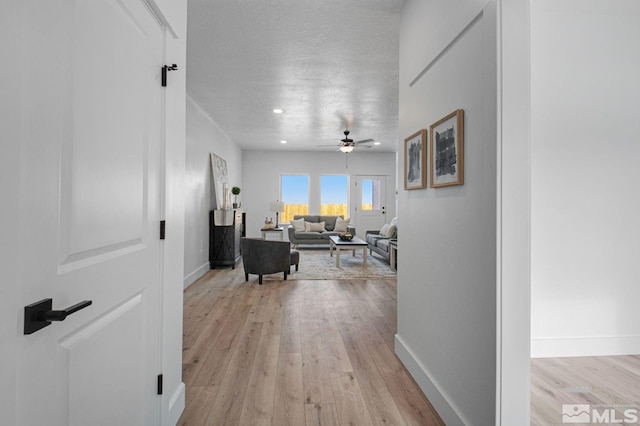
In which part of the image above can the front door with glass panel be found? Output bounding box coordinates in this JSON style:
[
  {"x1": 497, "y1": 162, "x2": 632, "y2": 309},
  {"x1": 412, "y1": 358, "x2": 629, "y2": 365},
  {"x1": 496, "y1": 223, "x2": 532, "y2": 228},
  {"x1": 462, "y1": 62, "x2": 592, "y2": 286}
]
[{"x1": 353, "y1": 176, "x2": 387, "y2": 238}]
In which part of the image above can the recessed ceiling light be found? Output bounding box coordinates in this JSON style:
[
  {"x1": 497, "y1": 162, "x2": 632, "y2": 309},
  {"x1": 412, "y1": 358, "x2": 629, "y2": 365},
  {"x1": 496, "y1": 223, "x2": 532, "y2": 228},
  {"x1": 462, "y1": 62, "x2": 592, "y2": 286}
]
[
  {"x1": 374, "y1": 142, "x2": 381, "y2": 145},
  {"x1": 280, "y1": 140, "x2": 287, "y2": 144},
  {"x1": 273, "y1": 109, "x2": 283, "y2": 114}
]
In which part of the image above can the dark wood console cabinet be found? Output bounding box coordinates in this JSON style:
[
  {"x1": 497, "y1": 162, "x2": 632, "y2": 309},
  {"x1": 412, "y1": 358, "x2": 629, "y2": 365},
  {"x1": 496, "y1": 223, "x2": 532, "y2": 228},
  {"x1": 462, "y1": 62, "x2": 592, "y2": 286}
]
[{"x1": 209, "y1": 210, "x2": 245, "y2": 269}]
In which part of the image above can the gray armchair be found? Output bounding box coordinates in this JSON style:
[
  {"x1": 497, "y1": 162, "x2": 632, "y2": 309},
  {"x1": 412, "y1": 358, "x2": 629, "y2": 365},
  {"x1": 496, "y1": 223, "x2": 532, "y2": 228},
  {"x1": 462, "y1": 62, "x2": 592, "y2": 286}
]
[{"x1": 241, "y1": 238, "x2": 297, "y2": 285}]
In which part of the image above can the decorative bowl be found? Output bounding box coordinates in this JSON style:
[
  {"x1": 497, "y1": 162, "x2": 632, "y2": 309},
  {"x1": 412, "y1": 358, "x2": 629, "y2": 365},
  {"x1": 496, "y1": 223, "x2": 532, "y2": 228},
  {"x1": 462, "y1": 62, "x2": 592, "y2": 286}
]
[{"x1": 338, "y1": 233, "x2": 353, "y2": 241}]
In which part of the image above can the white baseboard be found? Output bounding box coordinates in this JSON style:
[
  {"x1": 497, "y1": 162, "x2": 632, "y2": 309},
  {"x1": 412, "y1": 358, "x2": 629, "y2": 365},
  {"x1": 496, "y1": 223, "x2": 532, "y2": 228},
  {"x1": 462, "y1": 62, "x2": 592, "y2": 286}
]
[
  {"x1": 531, "y1": 335, "x2": 640, "y2": 358},
  {"x1": 394, "y1": 334, "x2": 467, "y2": 426},
  {"x1": 183, "y1": 262, "x2": 210, "y2": 289},
  {"x1": 166, "y1": 381, "x2": 185, "y2": 426}
]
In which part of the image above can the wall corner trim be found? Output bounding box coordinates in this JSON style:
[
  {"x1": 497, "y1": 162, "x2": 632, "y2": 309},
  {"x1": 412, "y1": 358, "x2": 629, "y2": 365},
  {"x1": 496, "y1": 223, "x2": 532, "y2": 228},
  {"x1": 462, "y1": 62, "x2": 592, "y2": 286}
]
[
  {"x1": 531, "y1": 335, "x2": 640, "y2": 358},
  {"x1": 395, "y1": 334, "x2": 467, "y2": 426},
  {"x1": 183, "y1": 262, "x2": 210, "y2": 289}
]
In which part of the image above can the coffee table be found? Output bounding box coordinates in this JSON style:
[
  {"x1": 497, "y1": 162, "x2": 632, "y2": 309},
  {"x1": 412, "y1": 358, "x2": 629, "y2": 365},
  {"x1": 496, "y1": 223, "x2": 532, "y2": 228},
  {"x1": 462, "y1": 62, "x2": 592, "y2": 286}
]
[{"x1": 329, "y1": 235, "x2": 368, "y2": 267}]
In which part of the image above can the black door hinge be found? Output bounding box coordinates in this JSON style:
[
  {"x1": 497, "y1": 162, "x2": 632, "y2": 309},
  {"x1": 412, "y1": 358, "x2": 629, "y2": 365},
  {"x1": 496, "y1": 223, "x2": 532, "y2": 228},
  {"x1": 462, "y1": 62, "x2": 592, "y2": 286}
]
[
  {"x1": 157, "y1": 374, "x2": 163, "y2": 395},
  {"x1": 160, "y1": 220, "x2": 166, "y2": 240},
  {"x1": 161, "y1": 64, "x2": 178, "y2": 87}
]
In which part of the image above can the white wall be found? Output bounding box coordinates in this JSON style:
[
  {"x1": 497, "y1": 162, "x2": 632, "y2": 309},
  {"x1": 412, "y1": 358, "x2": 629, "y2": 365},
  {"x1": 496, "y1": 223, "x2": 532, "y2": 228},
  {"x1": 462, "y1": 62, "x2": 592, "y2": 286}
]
[
  {"x1": 530, "y1": 0, "x2": 640, "y2": 357},
  {"x1": 184, "y1": 96, "x2": 242, "y2": 288},
  {"x1": 397, "y1": 1, "x2": 497, "y2": 424},
  {"x1": 242, "y1": 150, "x2": 396, "y2": 238}
]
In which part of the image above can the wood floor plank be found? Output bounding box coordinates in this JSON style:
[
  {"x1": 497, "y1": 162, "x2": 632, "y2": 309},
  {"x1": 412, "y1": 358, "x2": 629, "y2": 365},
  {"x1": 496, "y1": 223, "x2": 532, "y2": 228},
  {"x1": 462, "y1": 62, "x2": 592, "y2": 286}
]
[
  {"x1": 365, "y1": 341, "x2": 442, "y2": 425},
  {"x1": 300, "y1": 303, "x2": 335, "y2": 404},
  {"x1": 204, "y1": 321, "x2": 263, "y2": 425},
  {"x1": 260, "y1": 289, "x2": 284, "y2": 336},
  {"x1": 273, "y1": 353, "x2": 306, "y2": 426},
  {"x1": 178, "y1": 385, "x2": 219, "y2": 426},
  {"x1": 238, "y1": 334, "x2": 280, "y2": 425},
  {"x1": 531, "y1": 355, "x2": 640, "y2": 425},
  {"x1": 316, "y1": 306, "x2": 353, "y2": 373},
  {"x1": 191, "y1": 297, "x2": 254, "y2": 387},
  {"x1": 178, "y1": 264, "x2": 444, "y2": 426},
  {"x1": 329, "y1": 372, "x2": 374, "y2": 425},
  {"x1": 183, "y1": 294, "x2": 234, "y2": 364},
  {"x1": 333, "y1": 307, "x2": 408, "y2": 425},
  {"x1": 382, "y1": 367, "x2": 444, "y2": 425},
  {"x1": 280, "y1": 302, "x2": 302, "y2": 353},
  {"x1": 304, "y1": 403, "x2": 339, "y2": 426}
]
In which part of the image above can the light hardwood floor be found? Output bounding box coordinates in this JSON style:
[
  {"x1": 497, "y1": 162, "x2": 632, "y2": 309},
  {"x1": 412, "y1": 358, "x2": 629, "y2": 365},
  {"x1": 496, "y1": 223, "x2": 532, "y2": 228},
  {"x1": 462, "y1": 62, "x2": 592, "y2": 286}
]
[
  {"x1": 178, "y1": 267, "x2": 443, "y2": 425},
  {"x1": 531, "y1": 355, "x2": 640, "y2": 425}
]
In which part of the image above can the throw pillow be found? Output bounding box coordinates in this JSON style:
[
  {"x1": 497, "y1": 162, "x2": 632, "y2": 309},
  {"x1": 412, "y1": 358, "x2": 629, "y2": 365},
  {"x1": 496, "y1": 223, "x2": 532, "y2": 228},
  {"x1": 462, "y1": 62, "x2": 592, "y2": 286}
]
[
  {"x1": 334, "y1": 217, "x2": 350, "y2": 232},
  {"x1": 291, "y1": 218, "x2": 305, "y2": 232},
  {"x1": 305, "y1": 221, "x2": 326, "y2": 232},
  {"x1": 379, "y1": 223, "x2": 390, "y2": 236},
  {"x1": 385, "y1": 224, "x2": 397, "y2": 238}
]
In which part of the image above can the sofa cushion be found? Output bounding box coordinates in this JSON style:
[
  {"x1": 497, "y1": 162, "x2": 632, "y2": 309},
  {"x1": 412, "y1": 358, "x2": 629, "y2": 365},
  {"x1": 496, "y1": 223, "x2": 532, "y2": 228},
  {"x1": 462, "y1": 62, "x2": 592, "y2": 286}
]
[
  {"x1": 294, "y1": 215, "x2": 319, "y2": 223},
  {"x1": 385, "y1": 224, "x2": 397, "y2": 238},
  {"x1": 380, "y1": 223, "x2": 390, "y2": 236},
  {"x1": 319, "y1": 215, "x2": 341, "y2": 231},
  {"x1": 305, "y1": 221, "x2": 326, "y2": 232},
  {"x1": 320, "y1": 231, "x2": 340, "y2": 239},
  {"x1": 366, "y1": 233, "x2": 386, "y2": 245},
  {"x1": 295, "y1": 231, "x2": 324, "y2": 240},
  {"x1": 291, "y1": 218, "x2": 305, "y2": 232},
  {"x1": 333, "y1": 217, "x2": 350, "y2": 232},
  {"x1": 376, "y1": 238, "x2": 390, "y2": 252}
]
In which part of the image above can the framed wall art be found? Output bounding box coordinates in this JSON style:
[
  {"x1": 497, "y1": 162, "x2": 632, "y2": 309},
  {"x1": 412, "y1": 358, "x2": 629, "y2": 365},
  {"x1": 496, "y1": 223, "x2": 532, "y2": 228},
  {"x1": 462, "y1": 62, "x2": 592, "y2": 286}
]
[
  {"x1": 430, "y1": 109, "x2": 464, "y2": 188},
  {"x1": 404, "y1": 129, "x2": 427, "y2": 190},
  {"x1": 210, "y1": 153, "x2": 229, "y2": 209}
]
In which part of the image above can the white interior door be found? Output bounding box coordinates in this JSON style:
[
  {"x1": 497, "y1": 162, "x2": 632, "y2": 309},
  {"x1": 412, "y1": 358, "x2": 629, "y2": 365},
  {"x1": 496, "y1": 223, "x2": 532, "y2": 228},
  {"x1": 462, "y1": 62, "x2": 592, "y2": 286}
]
[
  {"x1": 14, "y1": 0, "x2": 166, "y2": 424},
  {"x1": 353, "y1": 175, "x2": 387, "y2": 238}
]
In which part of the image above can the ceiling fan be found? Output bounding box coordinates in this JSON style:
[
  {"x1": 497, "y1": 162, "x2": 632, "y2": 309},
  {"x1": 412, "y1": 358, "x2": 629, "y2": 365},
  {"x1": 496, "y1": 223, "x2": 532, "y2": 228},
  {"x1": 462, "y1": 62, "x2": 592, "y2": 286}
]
[{"x1": 317, "y1": 129, "x2": 374, "y2": 153}]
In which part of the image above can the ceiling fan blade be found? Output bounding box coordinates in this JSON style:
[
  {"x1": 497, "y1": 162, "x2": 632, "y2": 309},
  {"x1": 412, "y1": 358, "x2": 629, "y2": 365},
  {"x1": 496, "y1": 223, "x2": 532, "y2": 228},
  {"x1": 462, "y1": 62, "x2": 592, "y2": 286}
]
[
  {"x1": 316, "y1": 144, "x2": 340, "y2": 147},
  {"x1": 354, "y1": 139, "x2": 374, "y2": 145}
]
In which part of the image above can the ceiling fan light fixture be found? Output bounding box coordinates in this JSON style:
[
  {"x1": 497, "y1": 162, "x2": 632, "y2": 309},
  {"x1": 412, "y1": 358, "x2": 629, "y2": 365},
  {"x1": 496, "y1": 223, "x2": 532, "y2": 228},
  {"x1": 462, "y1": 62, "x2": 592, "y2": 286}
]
[{"x1": 339, "y1": 146, "x2": 354, "y2": 153}]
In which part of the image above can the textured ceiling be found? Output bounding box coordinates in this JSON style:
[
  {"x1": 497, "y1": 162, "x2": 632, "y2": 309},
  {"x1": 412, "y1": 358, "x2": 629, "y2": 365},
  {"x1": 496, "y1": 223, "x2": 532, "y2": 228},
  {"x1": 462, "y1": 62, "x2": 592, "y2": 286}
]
[{"x1": 186, "y1": 0, "x2": 404, "y2": 153}]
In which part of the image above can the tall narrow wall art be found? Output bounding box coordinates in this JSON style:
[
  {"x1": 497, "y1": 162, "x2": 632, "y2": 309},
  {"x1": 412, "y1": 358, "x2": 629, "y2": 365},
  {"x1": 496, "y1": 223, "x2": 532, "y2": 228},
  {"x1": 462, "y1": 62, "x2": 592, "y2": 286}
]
[{"x1": 210, "y1": 153, "x2": 229, "y2": 209}]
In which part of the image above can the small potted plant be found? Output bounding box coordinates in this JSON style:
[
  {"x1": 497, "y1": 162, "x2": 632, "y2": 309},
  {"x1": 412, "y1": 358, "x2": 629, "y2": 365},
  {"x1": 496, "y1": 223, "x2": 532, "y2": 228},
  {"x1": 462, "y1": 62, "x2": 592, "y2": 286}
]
[{"x1": 231, "y1": 186, "x2": 241, "y2": 208}]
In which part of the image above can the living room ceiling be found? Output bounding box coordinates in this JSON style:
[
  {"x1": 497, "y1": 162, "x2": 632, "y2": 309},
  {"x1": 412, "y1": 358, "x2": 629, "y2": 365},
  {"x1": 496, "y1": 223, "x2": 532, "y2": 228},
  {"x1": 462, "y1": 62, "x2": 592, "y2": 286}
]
[{"x1": 186, "y1": 0, "x2": 404, "y2": 153}]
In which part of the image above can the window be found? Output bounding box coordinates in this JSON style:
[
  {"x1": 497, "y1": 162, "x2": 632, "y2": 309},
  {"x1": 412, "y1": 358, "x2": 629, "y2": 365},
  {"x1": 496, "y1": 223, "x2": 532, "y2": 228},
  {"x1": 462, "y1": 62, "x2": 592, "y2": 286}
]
[
  {"x1": 280, "y1": 174, "x2": 309, "y2": 223},
  {"x1": 361, "y1": 178, "x2": 382, "y2": 210},
  {"x1": 320, "y1": 175, "x2": 349, "y2": 217}
]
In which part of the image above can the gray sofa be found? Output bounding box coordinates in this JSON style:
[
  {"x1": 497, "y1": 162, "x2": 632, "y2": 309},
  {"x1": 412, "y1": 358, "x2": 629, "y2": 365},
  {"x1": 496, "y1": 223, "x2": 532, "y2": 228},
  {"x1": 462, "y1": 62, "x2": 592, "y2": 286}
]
[
  {"x1": 287, "y1": 215, "x2": 356, "y2": 248},
  {"x1": 365, "y1": 218, "x2": 398, "y2": 263}
]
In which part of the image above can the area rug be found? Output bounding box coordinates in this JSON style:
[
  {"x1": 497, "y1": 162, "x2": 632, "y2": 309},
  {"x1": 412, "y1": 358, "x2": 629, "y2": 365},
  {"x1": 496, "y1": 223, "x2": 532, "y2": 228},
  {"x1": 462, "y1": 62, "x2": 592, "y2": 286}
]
[{"x1": 288, "y1": 247, "x2": 396, "y2": 280}]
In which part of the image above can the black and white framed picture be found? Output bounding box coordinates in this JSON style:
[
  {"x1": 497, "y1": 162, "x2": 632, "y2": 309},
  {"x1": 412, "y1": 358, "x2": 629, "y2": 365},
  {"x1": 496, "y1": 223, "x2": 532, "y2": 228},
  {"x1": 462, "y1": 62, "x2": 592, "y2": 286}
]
[
  {"x1": 430, "y1": 109, "x2": 464, "y2": 188},
  {"x1": 404, "y1": 129, "x2": 427, "y2": 190},
  {"x1": 210, "y1": 153, "x2": 229, "y2": 209}
]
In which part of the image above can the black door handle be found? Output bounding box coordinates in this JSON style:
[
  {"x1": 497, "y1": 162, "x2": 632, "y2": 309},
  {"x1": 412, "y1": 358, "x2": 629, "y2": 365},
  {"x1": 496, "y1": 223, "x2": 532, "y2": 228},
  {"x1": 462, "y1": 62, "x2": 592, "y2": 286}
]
[
  {"x1": 39, "y1": 300, "x2": 92, "y2": 321},
  {"x1": 24, "y1": 298, "x2": 93, "y2": 335}
]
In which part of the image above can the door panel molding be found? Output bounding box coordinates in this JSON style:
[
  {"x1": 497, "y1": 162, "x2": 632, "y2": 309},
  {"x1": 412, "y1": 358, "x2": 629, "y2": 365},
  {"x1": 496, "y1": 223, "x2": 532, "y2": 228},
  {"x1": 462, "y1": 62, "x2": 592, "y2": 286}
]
[{"x1": 58, "y1": 292, "x2": 142, "y2": 349}]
